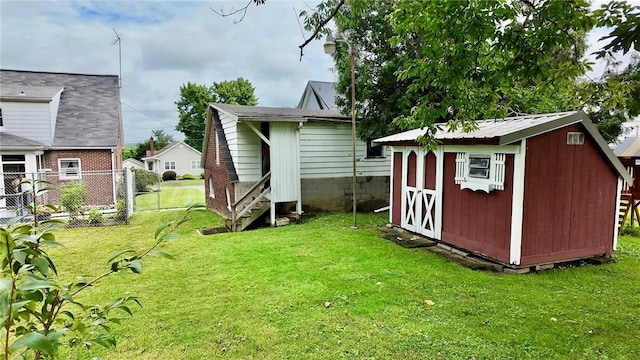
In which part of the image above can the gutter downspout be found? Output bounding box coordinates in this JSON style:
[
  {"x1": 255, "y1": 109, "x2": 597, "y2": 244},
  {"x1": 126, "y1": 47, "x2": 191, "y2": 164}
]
[{"x1": 111, "y1": 149, "x2": 117, "y2": 204}]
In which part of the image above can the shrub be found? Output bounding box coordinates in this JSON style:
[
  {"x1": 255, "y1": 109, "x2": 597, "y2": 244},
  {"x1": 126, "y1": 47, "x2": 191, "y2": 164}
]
[
  {"x1": 162, "y1": 170, "x2": 177, "y2": 181},
  {"x1": 116, "y1": 198, "x2": 127, "y2": 220},
  {"x1": 88, "y1": 207, "x2": 104, "y2": 225},
  {"x1": 181, "y1": 173, "x2": 194, "y2": 180},
  {"x1": 621, "y1": 225, "x2": 640, "y2": 237},
  {"x1": 200, "y1": 172, "x2": 205, "y2": 179},
  {"x1": 61, "y1": 180, "x2": 86, "y2": 219},
  {"x1": 133, "y1": 169, "x2": 159, "y2": 192}
]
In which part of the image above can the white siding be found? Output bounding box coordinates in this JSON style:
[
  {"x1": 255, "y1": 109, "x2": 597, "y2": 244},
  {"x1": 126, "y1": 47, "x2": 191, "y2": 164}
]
[
  {"x1": 154, "y1": 144, "x2": 203, "y2": 177},
  {"x1": 234, "y1": 122, "x2": 261, "y2": 182},
  {"x1": 270, "y1": 122, "x2": 300, "y2": 202},
  {"x1": 299, "y1": 122, "x2": 390, "y2": 178},
  {"x1": 1, "y1": 102, "x2": 53, "y2": 145}
]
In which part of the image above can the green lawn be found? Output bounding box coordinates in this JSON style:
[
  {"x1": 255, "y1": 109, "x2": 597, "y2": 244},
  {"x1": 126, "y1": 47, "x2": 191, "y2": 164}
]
[
  {"x1": 135, "y1": 187, "x2": 205, "y2": 211},
  {"x1": 158, "y1": 179, "x2": 204, "y2": 188},
  {"x1": 50, "y1": 211, "x2": 640, "y2": 359}
]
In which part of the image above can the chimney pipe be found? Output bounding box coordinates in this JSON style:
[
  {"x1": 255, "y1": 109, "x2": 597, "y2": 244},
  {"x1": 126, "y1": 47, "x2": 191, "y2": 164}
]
[{"x1": 149, "y1": 136, "x2": 155, "y2": 156}]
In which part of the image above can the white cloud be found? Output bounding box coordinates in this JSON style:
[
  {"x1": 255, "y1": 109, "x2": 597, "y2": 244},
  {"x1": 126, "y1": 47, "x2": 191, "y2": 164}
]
[{"x1": 1, "y1": 0, "x2": 335, "y2": 144}]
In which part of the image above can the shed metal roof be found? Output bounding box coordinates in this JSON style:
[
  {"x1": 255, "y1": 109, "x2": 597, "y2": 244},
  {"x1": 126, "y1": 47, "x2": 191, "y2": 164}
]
[
  {"x1": 375, "y1": 110, "x2": 632, "y2": 184},
  {"x1": 613, "y1": 136, "x2": 640, "y2": 158},
  {"x1": 210, "y1": 103, "x2": 349, "y2": 122},
  {"x1": 0, "y1": 69, "x2": 122, "y2": 149}
]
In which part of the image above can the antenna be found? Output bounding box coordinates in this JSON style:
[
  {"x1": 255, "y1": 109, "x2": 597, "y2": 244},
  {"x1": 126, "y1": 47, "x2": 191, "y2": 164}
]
[{"x1": 112, "y1": 28, "x2": 122, "y2": 89}]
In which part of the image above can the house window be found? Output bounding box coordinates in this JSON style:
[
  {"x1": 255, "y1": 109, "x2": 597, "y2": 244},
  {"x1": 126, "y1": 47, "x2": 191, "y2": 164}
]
[
  {"x1": 567, "y1": 132, "x2": 584, "y2": 145},
  {"x1": 468, "y1": 155, "x2": 491, "y2": 179},
  {"x1": 0, "y1": 107, "x2": 3, "y2": 127},
  {"x1": 148, "y1": 162, "x2": 154, "y2": 171},
  {"x1": 366, "y1": 141, "x2": 384, "y2": 159},
  {"x1": 215, "y1": 132, "x2": 220, "y2": 166},
  {"x1": 58, "y1": 158, "x2": 81, "y2": 180},
  {"x1": 191, "y1": 160, "x2": 201, "y2": 169},
  {"x1": 455, "y1": 152, "x2": 506, "y2": 193},
  {"x1": 225, "y1": 187, "x2": 231, "y2": 211},
  {"x1": 208, "y1": 178, "x2": 215, "y2": 198},
  {"x1": 164, "y1": 161, "x2": 176, "y2": 170}
]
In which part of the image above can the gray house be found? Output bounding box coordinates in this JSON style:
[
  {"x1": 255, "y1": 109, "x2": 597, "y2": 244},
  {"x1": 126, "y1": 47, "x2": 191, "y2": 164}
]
[{"x1": 0, "y1": 69, "x2": 124, "y2": 212}]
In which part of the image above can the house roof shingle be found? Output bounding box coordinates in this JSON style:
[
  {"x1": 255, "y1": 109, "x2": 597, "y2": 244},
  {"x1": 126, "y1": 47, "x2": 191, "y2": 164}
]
[
  {"x1": 211, "y1": 102, "x2": 349, "y2": 123},
  {"x1": 0, "y1": 69, "x2": 122, "y2": 148},
  {"x1": 0, "y1": 132, "x2": 47, "y2": 150}
]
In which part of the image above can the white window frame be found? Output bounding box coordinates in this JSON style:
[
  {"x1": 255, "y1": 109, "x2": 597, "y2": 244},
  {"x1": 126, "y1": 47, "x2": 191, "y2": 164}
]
[
  {"x1": 208, "y1": 178, "x2": 215, "y2": 198},
  {"x1": 191, "y1": 160, "x2": 201, "y2": 169},
  {"x1": 58, "y1": 158, "x2": 82, "y2": 180},
  {"x1": 454, "y1": 151, "x2": 506, "y2": 193},
  {"x1": 164, "y1": 161, "x2": 176, "y2": 170}
]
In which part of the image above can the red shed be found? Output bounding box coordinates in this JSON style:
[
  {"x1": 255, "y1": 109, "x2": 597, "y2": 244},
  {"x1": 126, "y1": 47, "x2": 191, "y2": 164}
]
[{"x1": 375, "y1": 111, "x2": 633, "y2": 268}]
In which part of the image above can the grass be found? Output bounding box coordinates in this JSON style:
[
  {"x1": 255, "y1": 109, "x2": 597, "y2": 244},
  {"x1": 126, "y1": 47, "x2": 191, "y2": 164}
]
[
  {"x1": 135, "y1": 187, "x2": 205, "y2": 211},
  {"x1": 158, "y1": 179, "x2": 204, "y2": 188},
  {"x1": 48, "y1": 211, "x2": 640, "y2": 359}
]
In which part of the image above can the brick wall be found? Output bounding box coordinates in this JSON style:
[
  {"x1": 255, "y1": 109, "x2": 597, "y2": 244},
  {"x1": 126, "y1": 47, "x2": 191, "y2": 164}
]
[
  {"x1": 42, "y1": 150, "x2": 116, "y2": 206},
  {"x1": 301, "y1": 175, "x2": 389, "y2": 212},
  {"x1": 204, "y1": 118, "x2": 235, "y2": 218}
]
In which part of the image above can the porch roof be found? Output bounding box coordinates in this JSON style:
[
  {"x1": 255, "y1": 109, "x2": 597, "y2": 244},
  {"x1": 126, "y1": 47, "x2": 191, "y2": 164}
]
[
  {"x1": 0, "y1": 132, "x2": 47, "y2": 150},
  {"x1": 210, "y1": 103, "x2": 350, "y2": 123},
  {"x1": 0, "y1": 84, "x2": 63, "y2": 102},
  {"x1": 613, "y1": 136, "x2": 640, "y2": 158}
]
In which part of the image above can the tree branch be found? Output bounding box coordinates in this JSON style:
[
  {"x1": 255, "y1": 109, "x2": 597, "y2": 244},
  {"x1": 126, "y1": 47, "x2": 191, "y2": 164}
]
[{"x1": 297, "y1": 0, "x2": 346, "y2": 60}]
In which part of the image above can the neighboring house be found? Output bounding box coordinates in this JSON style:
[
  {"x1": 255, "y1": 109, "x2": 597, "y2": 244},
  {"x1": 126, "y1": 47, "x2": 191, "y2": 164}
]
[
  {"x1": 202, "y1": 103, "x2": 391, "y2": 231},
  {"x1": 123, "y1": 158, "x2": 144, "y2": 171},
  {"x1": 142, "y1": 140, "x2": 203, "y2": 178},
  {"x1": 375, "y1": 111, "x2": 632, "y2": 269},
  {"x1": 0, "y1": 69, "x2": 124, "y2": 211},
  {"x1": 613, "y1": 136, "x2": 640, "y2": 229},
  {"x1": 297, "y1": 80, "x2": 337, "y2": 110}
]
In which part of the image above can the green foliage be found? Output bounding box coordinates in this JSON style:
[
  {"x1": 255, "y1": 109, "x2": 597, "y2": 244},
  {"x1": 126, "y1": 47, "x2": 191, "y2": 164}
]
[
  {"x1": 621, "y1": 224, "x2": 640, "y2": 237},
  {"x1": 180, "y1": 173, "x2": 194, "y2": 180},
  {"x1": 175, "y1": 78, "x2": 258, "y2": 149},
  {"x1": 162, "y1": 171, "x2": 177, "y2": 181},
  {"x1": 593, "y1": 0, "x2": 640, "y2": 58},
  {"x1": 122, "y1": 129, "x2": 174, "y2": 161},
  {"x1": 1, "y1": 179, "x2": 204, "y2": 359},
  {"x1": 60, "y1": 181, "x2": 86, "y2": 219},
  {"x1": 88, "y1": 208, "x2": 104, "y2": 225},
  {"x1": 132, "y1": 169, "x2": 159, "y2": 193}
]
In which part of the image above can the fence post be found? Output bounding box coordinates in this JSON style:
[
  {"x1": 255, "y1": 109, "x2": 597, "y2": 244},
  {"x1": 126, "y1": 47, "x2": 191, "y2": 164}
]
[{"x1": 125, "y1": 168, "x2": 134, "y2": 219}]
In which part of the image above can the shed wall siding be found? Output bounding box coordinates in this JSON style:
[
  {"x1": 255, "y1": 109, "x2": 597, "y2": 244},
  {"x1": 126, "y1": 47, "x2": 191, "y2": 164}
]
[
  {"x1": 234, "y1": 122, "x2": 261, "y2": 182},
  {"x1": 1, "y1": 102, "x2": 53, "y2": 145},
  {"x1": 270, "y1": 122, "x2": 300, "y2": 203},
  {"x1": 441, "y1": 152, "x2": 514, "y2": 264},
  {"x1": 299, "y1": 122, "x2": 390, "y2": 178},
  {"x1": 520, "y1": 124, "x2": 617, "y2": 265}
]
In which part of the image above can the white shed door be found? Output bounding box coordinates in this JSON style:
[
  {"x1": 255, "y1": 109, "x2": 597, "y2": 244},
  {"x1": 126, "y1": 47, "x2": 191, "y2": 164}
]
[{"x1": 270, "y1": 122, "x2": 300, "y2": 203}]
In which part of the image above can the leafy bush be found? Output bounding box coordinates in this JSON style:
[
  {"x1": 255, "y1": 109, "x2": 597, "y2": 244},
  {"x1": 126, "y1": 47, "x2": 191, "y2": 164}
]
[
  {"x1": 116, "y1": 198, "x2": 127, "y2": 220},
  {"x1": 133, "y1": 169, "x2": 159, "y2": 192},
  {"x1": 1, "y1": 177, "x2": 204, "y2": 359},
  {"x1": 181, "y1": 173, "x2": 194, "y2": 180},
  {"x1": 61, "y1": 180, "x2": 86, "y2": 219},
  {"x1": 621, "y1": 225, "x2": 640, "y2": 237},
  {"x1": 162, "y1": 171, "x2": 177, "y2": 181},
  {"x1": 88, "y1": 207, "x2": 104, "y2": 225},
  {"x1": 200, "y1": 172, "x2": 204, "y2": 179}
]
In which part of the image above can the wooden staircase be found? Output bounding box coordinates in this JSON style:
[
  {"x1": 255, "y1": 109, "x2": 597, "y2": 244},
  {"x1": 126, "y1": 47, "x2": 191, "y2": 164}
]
[
  {"x1": 227, "y1": 172, "x2": 271, "y2": 232},
  {"x1": 618, "y1": 193, "x2": 632, "y2": 233}
]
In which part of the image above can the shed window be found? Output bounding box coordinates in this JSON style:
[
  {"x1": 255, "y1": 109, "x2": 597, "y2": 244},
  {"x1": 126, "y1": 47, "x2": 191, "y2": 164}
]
[
  {"x1": 468, "y1": 156, "x2": 490, "y2": 179},
  {"x1": 366, "y1": 141, "x2": 384, "y2": 158},
  {"x1": 0, "y1": 107, "x2": 3, "y2": 127},
  {"x1": 567, "y1": 132, "x2": 584, "y2": 145},
  {"x1": 455, "y1": 152, "x2": 506, "y2": 193},
  {"x1": 208, "y1": 178, "x2": 215, "y2": 198},
  {"x1": 59, "y1": 159, "x2": 81, "y2": 180}
]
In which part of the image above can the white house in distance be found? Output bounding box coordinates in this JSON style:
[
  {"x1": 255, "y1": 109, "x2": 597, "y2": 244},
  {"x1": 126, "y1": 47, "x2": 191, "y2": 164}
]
[
  {"x1": 122, "y1": 158, "x2": 144, "y2": 171},
  {"x1": 142, "y1": 140, "x2": 203, "y2": 178}
]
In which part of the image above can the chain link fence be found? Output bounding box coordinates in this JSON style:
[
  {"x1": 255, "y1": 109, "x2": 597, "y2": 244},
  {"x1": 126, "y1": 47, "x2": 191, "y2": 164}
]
[
  {"x1": 0, "y1": 169, "x2": 133, "y2": 227},
  {"x1": 131, "y1": 169, "x2": 205, "y2": 212}
]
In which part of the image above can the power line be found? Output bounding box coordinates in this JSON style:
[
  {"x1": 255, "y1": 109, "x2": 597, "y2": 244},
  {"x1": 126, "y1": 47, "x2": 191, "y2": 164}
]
[{"x1": 122, "y1": 102, "x2": 177, "y2": 128}]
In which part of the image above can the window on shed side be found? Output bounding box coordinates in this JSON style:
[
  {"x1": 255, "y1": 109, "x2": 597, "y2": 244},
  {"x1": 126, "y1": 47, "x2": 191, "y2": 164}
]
[
  {"x1": 164, "y1": 161, "x2": 176, "y2": 170},
  {"x1": 567, "y1": 132, "x2": 584, "y2": 145},
  {"x1": 208, "y1": 178, "x2": 215, "y2": 198},
  {"x1": 0, "y1": 107, "x2": 3, "y2": 127},
  {"x1": 366, "y1": 140, "x2": 384, "y2": 158},
  {"x1": 215, "y1": 131, "x2": 220, "y2": 165},
  {"x1": 468, "y1": 155, "x2": 491, "y2": 179},
  {"x1": 58, "y1": 159, "x2": 81, "y2": 180}
]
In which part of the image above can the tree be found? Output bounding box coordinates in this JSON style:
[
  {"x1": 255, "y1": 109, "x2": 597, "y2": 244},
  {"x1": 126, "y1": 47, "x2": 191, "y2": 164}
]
[
  {"x1": 175, "y1": 78, "x2": 257, "y2": 150},
  {"x1": 123, "y1": 129, "x2": 174, "y2": 161}
]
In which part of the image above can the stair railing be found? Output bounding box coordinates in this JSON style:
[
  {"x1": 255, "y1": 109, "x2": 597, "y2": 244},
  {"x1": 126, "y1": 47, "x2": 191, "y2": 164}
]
[{"x1": 231, "y1": 171, "x2": 271, "y2": 232}]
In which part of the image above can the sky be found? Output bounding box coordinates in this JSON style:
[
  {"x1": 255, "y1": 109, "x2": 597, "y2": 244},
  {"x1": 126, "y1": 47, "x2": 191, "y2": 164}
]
[
  {"x1": 0, "y1": 0, "x2": 334, "y2": 144},
  {"x1": 0, "y1": 0, "x2": 636, "y2": 144}
]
